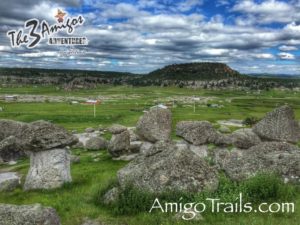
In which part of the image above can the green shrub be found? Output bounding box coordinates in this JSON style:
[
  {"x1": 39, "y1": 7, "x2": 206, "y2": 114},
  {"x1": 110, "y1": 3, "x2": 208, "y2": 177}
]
[
  {"x1": 242, "y1": 116, "x2": 259, "y2": 126},
  {"x1": 94, "y1": 173, "x2": 298, "y2": 216},
  {"x1": 241, "y1": 173, "x2": 297, "y2": 202}
]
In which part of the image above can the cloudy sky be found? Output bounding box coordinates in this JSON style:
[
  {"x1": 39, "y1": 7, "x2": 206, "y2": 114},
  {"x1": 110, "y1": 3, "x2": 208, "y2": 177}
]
[{"x1": 0, "y1": 0, "x2": 300, "y2": 74}]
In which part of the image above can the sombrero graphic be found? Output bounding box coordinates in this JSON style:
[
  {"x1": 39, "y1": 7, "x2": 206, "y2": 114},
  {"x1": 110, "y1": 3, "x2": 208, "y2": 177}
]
[{"x1": 55, "y1": 9, "x2": 66, "y2": 23}]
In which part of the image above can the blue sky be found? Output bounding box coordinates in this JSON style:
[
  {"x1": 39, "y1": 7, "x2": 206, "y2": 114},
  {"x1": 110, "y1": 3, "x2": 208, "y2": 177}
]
[{"x1": 0, "y1": 0, "x2": 299, "y2": 74}]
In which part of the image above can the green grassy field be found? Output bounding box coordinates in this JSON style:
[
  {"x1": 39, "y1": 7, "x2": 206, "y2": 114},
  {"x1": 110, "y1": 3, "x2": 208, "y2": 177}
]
[
  {"x1": 0, "y1": 85, "x2": 299, "y2": 225},
  {"x1": 1, "y1": 85, "x2": 300, "y2": 131}
]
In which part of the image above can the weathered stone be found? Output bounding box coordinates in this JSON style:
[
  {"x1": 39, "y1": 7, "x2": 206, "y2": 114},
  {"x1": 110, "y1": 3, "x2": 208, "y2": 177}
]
[
  {"x1": 70, "y1": 155, "x2": 80, "y2": 163},
  {"x1": 85, "y1": 127, "x2": 95, "y2": 133},
  {"x1": 218, "y1": 125, "x2": 231, "y2": 133},
  {"x1": 0, "y1": 120, "x2": 76, "y2": 153},
  {"x1": 103, "y1": 187, "x2": 120, "y2": 205},
  {"x1": 0, "y1": 120, "x2": 29, "y2": 141},
  {"x1": 108, "y1": 124, "x2": 127, "y2": 134},
  {"x1": 85, "y1": 137, "x2": 107, "y2": 150},
  {"x1": 74, "y1": 132, "x2": 99, "y2": 148},
  {"x1": 176, "y1": 121, "x2": 214, "y2": 145},
  {"x1": 128, "y1": 127, "x2": 140, "y2": 141},
  {"x1": 189, "y1": 145, "x2": 208, "y2": 158},
  {"x1": 129, "y1": 141, "x2": 142, "y2": 153},
  {"x1": 136, "y1": 107, "x2": 172, "y2": 143},
  {"x1": 215, "y1": 142, "x2": 300, "y2": 182},
  {"x1": 140, "y1": 142, "x2": 153, "y2": 155},
  {"x1": 24, "y1": 148, "x2": 72, "y2": 190},
  {"x1": 253, "y1": 105, "x2": 300, "y2": 143},
  {"x1": 230, "y1": 128, "x2": 261, "y2": 149},
  {"x1": 0, "y1": 203, "x2": 61, "y2": 225},
  {"x1": 0, "y1": 136, "x2": 26, "y2": 162},
  {"x1": 81, "y1": 218, "x2": 103, "y2": 225},
  {"x1": 108, "y1": 130, "x2": 130, "y2": 157},
  {"x1": 117, "y1": 141, "x2": 218, "y2": 193},
  {"x1": 113, "y1": 154, "x2": 139, "y2": 161},
  {"x1": 23, "y1": 121, "x2": 78, "y2": 151},
  {"x1": 73, "y1": 141, "x2": 84, "y2": 149},
  {"x1": 0, "y1": 172, "x2": 20, "y2": 192},
  {"x1": 212, "y1": 132, "x2": 233, "y2": 146}
]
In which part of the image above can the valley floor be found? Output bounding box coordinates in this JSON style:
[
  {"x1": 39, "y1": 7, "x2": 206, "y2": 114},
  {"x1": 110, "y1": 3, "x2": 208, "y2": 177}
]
[{"x1": 0, "y1": 85, "x2": 299, "y2": 225}]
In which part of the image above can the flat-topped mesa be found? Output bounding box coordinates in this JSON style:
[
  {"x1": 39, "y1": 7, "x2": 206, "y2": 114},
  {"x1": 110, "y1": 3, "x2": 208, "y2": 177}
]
[
  {"x1": 253, "y1": 105, "x2": 300, "y2": 143},
  {"x1": 147, "y1": 62, "x2": 241, "y2": 80}
]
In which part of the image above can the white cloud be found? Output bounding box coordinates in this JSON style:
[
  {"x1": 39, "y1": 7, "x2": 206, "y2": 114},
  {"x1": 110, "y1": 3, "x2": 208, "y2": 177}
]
[
  {"x1": 18, "y1": 51, "x2": 57, "y2": 57},
  {"x1": 0, "y1": 45, "x2": 11, "y2": 51},
  {"x1": 232, "y1": 0, "x2": 299, "y2": 24},
  {"x1": 101, "y1": 3, "x2": 147, "y2": 19},
  {"x1": 178, "y1": 0, "x2": 204, "y2": 12},
  {"x1": 253, "y1": 53, "x2": 275, "y2": 59},
  {"x1": 197, "y1": 48, "x2": 229, "y2": 56},
  {"x1": 279, "y1": 45, "x2": 298, "y2": 51},
  {"x1": 277, "y1": 52, "x2": 295, "y2": 60}
]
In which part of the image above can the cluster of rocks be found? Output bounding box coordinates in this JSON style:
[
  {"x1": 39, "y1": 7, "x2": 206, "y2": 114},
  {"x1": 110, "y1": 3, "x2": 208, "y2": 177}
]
[
  {"x1": 0, "y1": 105, "x2": 299, "y2": 223},
  {"x1": 104, "y1": 105, "x2": 300, "y2": 203},
  {"x1": 215, "y1": 105, "x2": 300, "y2": 182},
  {"x1": 0, "y1": 120, "x2": 77, "y2": 191},
  {"x1": 74, "y1": 128, "x2": 107, "y2": 151}
]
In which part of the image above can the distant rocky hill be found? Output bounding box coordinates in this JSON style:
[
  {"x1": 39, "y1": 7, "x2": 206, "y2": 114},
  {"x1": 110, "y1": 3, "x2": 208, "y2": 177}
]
[
  {"x1": 0, "y1": 63, "x2": 299, "y2": 90},
  {"x1": 147, "y1": 62, "x2": 241, "y2": 80}
]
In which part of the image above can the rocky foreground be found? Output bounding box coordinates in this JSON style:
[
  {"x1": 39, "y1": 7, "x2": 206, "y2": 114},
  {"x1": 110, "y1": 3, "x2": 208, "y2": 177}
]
[{"x1": 0, "y1": 105, "x2": 299, "y2": 224}]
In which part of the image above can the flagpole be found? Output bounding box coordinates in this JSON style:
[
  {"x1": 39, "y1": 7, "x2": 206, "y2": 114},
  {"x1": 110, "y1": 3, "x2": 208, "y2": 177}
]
[{"x1": 94, "y1": 104, "x2": 96, "y2": 118}]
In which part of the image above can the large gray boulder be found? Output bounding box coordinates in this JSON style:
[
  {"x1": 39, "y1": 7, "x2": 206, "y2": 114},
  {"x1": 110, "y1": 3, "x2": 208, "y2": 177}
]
[
  {"x1": 108, "y1": 130, "x2": 130, "y2": 157},
  {"x1": 0, "y1": 172, "x2": 21, "y2": 192},
  {"x1": 22, "y1": 120, "x2": 78, "y2": 151},
  {"x1": 0, "y1": 203, "x2": 61, "y2": 225},
  {"x1": 24, "y1": 148, "x2": 72, "y2": 190},
  {"x1": 85, "y1": 137, "x2": 107, "y2": 150},
  {"x1": 176, "y1": 121, "x2": 215, "y2": 145},
  {"x1": 0, "y1": 120, "x2": 29, "y2": 162},
  {"x1": 136, "y1": 107, "x2": 172, "y2": 143},
  {"x1": 230, "y1": 128, "x2": 261, "y2": 149},
  {"x1": 117, "y1": 141, "x2": 219, "y2": 193},
  {"x1": 214, "y1": 142, "x2": 300, "y2": 182},
  {"x1": 176, "y1": 121, "x2": 231, "y2": 146},
  {"x1": 0, "y1": 120, "x2": 29, "y2": 141},
  {"x1": 0, "y1": 120, "x2": 77, "y2": 153},
  {"x1": 253, "y1": 105, "x2": 300, "y2": 143}
]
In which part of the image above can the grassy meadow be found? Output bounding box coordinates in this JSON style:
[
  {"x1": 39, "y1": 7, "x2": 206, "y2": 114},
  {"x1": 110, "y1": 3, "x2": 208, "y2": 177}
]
[
  {"x1": 1, "y1": 85, "x2": 300, "y2": 131},
  {"x1": 0, "y1": 85, "x2": 300, "y2": 225}
]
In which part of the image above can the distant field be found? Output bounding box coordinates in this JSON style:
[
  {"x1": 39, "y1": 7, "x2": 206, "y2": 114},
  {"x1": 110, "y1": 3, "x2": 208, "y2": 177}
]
[{"x1": 0, "y1": 85, "x2": 300, "y2": 131}]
